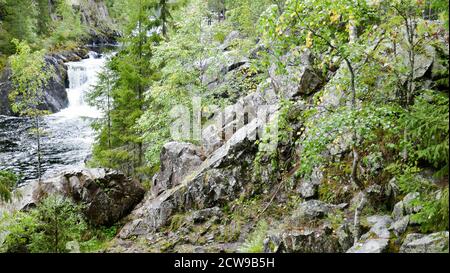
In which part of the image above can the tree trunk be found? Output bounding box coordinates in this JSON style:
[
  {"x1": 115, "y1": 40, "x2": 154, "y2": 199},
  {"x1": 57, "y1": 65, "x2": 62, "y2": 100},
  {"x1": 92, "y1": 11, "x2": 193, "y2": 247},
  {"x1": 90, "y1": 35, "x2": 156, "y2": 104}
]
[{"x1": 35, "y1": 116, "x2": 42, "y2": 183}]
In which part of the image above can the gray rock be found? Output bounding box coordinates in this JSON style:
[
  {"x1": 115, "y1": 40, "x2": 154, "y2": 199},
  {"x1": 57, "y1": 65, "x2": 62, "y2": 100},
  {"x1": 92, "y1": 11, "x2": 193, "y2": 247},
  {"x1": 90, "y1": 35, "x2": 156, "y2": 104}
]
[
  {"x1": 291, "y1": 200, "x2": 346, "y2": 223},
  {"x1": 347, "y1": 239, "x2": 390, "y2": 253},
  {"x1": 361, "y1": 215, "x2": 392, "y2": 240},
  {"x1": 119, "y1": 107, "x2": 278, "y2": 238},
  {"x1": 297, "y1": 167, "x2": 322, "y2": 199},
  {"x1": 390, "y1": 216, "x2": 410, "y2": 236},
  {"x1": 269, "y1": 47, "x2": 323, "y2": 99},
  {"x1": 403, "y1": 192, "x2": 422, "y2": 214},
  {"x1": 265, "y1": 227, "x2": 342, "y2": 253},
  {"x1": 392, "y1": 201, "x2": 405, "y2": 221},
  {"x1": 188, "y1": 207, "x2": 223, "y2": 224},
  {"x1": 7, "y1": 168, "x2": 145, "y2": 226},
  {"x1": 400, "y1": 232, "x2": 449, "y2": 253},
  {"x1": 221, "y1": 31, "x2": 240, "y2": 51},
  {"x1": 0, "y1": 56, "x2": 69, "y2": 116}
]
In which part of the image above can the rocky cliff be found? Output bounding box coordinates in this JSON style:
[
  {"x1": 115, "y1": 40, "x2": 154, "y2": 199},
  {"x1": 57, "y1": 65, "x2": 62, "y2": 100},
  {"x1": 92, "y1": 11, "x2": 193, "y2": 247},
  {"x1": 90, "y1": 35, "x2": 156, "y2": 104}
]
[{"x1": 103, "y1": 28, "x2": 448, "y2": 253}]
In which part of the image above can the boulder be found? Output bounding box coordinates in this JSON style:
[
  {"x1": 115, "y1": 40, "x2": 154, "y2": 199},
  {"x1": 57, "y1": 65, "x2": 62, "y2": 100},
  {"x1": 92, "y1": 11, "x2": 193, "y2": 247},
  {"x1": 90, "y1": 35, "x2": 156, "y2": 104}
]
[
  {"x1": 297, "y1": 167, "x2": 322, "y2": 199},
  {"x1": 221, "y1": 31, "x2": 240, "y2": 51},
  {"x1": 392, "y1": 200, "x2": 405, "y2": 221},
  {"x1": 403, "y1": 192, "x2": 422, "y2": 214},
  {"x1": 269, "y1": 48, "x2": 323, "y2": 99},
  {"x1": 119, "y1": 105, "x2": 278, "y2": 238},
  {"x1": 361, "y1": 215, "x2": 393, "y2": 240},
  {"x1": 390, "y1": 216, "x2": 410, "y2": 236},
  {"x1": 347, "y1": 239, "x2": 390, "y2": 253},
  {"x1": 8, "y1": 168, "x2": 145, "y2": 226},
  {"x1": 291, "y1": 200, "x2": 347, "y2": 222},
  {"x1": 151, "y1": 142, "x2": 204, "y2": 197},
  {"x1": 349, "y1": 215, "x2": 393, "y2": 253},
  {"x1": 400, "y1": 232, "x2": 449, "y2": 253}
]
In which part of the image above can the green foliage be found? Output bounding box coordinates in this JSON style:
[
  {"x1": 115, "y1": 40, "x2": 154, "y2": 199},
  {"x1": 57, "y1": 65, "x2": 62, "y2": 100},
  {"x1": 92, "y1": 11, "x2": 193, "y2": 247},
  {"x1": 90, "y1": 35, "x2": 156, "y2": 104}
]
[
  {"x1": 46, "y1": 0, "x2": 87, "y2": 49},
  {"x1": 0, "y1": 0, "x2": 87, "y2": 56},
  {"x1": 238, "y1": 220, "x2": 269, "y2": 253},
  {"x1": 411, "y1": 187, "x2": 449, "y2": 233},
  {"x1": 1, "y1": 196, "x2": 87, "y2": 253},
  {"x1": 0, "y1": 0, "x2": 38, "y2": 54},
  {"x1": 297, "y1": 104, "x2": 400, "y2": 178},
  {"x1": 8, "y1": 39, "x2": 52, "y2": 117},
  {"x1": 0, "y1": 196, "x2": 120, "y2": 253},
  {"x1": 0, "y1": 170, "x2": 18, "y2": 203},
  {"x1": 88, "y1": 0, "x2": 165, "y2": 179},
  {"x1": 432, "y1": 0, "x2": 449, "y2": 28},
  {"x1": 401, "y1": 91, "x2": 449, "y2": 177}
]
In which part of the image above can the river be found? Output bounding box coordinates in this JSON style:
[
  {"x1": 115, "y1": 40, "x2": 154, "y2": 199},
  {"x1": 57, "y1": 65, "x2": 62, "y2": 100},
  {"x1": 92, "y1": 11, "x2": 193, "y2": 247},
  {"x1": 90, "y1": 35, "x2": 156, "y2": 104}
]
[{"x1": 0, "y1": 50, "x2": 109, "y2": 185}]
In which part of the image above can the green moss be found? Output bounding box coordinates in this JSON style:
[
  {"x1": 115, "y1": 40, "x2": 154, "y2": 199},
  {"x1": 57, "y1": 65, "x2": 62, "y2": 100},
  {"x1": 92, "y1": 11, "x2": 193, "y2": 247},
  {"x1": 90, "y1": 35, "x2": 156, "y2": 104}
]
[{"x1": 168, "y1": 214, "x2": 187, "y2": 232}]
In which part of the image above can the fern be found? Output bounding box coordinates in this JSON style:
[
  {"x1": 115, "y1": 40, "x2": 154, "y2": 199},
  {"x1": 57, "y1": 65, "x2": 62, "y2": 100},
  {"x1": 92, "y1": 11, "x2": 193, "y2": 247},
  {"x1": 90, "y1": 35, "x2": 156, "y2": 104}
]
[{"x1": 238, "y1": 221, "x2": 269, "y2": 253}]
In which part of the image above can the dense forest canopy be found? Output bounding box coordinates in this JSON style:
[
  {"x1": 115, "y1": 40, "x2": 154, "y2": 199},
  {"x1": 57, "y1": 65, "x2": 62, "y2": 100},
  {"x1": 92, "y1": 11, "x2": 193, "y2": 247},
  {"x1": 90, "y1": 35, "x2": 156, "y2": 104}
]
[{"x1": 0, "y1": 0, "x2": 449, "y2": 253}]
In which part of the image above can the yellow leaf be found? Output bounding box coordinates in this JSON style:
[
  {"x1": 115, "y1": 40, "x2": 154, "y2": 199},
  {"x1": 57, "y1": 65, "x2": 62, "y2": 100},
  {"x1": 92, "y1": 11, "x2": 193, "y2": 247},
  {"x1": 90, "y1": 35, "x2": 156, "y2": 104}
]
[
  {"x1": 330, "y1": 11, "x2": 340, "y2": 23},
  {"x1": 306, "y1": 31, "x2": 313, "y2": 48}
]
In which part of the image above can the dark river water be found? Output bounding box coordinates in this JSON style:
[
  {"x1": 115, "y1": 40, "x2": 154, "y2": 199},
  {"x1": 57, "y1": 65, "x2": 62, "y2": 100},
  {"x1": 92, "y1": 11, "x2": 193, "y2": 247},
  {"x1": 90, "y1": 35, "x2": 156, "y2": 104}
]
[{"x1": 0, "y1": 51, "x2": 109, "y2": 184}]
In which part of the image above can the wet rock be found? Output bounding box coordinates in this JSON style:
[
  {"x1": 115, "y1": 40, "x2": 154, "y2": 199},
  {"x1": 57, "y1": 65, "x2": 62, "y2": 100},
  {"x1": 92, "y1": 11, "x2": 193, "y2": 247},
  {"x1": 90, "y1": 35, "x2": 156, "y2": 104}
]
[{"x1": 400, "y1": 232, "x2": 449, "y2": 253}]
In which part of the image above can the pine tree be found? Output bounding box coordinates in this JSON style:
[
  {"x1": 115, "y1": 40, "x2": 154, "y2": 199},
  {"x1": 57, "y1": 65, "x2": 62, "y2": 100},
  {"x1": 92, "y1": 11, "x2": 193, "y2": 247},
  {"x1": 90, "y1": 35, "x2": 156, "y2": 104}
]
[{"x1": 1, "y1": 0, "x2": 38, "y2": 54}]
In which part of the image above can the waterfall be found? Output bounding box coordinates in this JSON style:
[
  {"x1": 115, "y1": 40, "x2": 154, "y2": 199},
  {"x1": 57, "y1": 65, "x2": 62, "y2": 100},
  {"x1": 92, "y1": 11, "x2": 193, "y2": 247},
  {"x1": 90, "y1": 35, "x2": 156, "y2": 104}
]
[
  {"x1": 0, "y1": 51, "x2": 111, "y2": 183},
  {"x1": 55, "y1": 51, "x2": 106, "y2": 119}
]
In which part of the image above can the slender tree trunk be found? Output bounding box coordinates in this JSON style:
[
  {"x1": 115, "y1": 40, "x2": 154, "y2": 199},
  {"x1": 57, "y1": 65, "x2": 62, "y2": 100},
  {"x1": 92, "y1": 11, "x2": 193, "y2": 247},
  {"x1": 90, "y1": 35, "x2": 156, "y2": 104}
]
[
  {"x1": 107, "y1": 75, "x2": 112, "y2": 150},
  {"x1": 55, "y1": 206, "x2": 59, "y2": 253},
  {"x1": 137, "y1": 0, "x2": 144, "y2": 171},
  {"x1": 403, "y1": 16, "x2": 416, "y2": 162},
  {"x1": 35, "y1": 115, "x2": 42, "y2": 183},
  {"x1": 345, "y1": 59, "x2": 364, "y2": 190}
]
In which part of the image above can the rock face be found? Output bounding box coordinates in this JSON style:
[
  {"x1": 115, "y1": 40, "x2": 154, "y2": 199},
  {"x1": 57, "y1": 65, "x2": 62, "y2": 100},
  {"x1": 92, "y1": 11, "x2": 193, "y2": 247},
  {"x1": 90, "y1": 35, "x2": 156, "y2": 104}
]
[
  {"x1": 109, "y1": 22, "x2": 448, "y2": 254},
  {"x1": 9, "y1": 168, "x2": 145, "y2": 226},
  {"x1": 264, "y1": 228, "x2": 342, "y2": 253},
  {"x1": 118, "y1": 89, "x2": 279, "y2": 239},
  {"x1": 400, "y1": 232, "x2": 449, "y2": 253},
  {"x1": 263, "y1": 200, "x2": 348, "y2": 253}
]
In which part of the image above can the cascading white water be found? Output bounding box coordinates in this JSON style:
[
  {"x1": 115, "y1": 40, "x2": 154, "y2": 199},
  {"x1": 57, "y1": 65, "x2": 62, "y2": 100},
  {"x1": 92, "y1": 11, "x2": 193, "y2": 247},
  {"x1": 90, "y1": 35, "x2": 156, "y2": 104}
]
[
  {"x1": 0, "y1": 51, "x2": 111, "y2": 183},
  {"x1": 55, "y1": 52, "x2": 106, "y2": 119}
]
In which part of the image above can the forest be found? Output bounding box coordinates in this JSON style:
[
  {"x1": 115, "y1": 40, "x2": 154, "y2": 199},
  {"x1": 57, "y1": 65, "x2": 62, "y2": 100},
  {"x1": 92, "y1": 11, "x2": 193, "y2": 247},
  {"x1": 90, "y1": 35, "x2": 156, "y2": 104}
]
[{"x1": 0, "y1": 0, "x2": 448, "y2": 254}]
